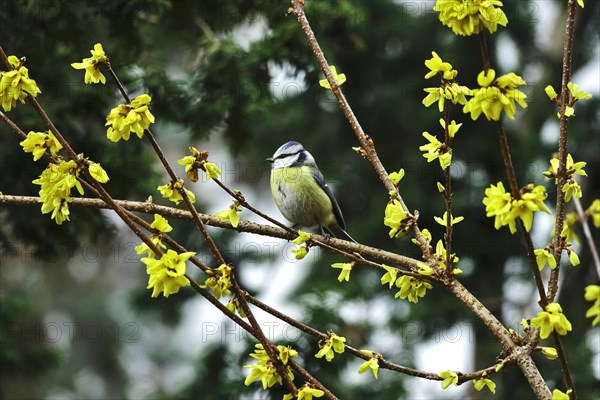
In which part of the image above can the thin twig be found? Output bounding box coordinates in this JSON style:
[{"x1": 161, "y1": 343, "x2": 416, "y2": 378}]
[
  {"x1": 476, "y1": 9, "x2": 576, "y2": 397},
  {"x1": 247, "y1": 294, "x2": 439, "y2": 380},
  {"x1": 573, "y1": 196, "x2": 600, "y2": 277},
  {"x1": 476, "y1": 33, "x2": 547, "y2": 313},
  {"x1": 187, "y1": 276, "x2": 253, "y2": 331},
  {"x1": 478, "y1": 33, "x2": 491, "y2": 71},
  {"x1": 494, "y1": 122, "x2": 521, "y2": 198},
  {"x1": 105, "y1": 62, "x2": 227, "y2": 266},
  {"x1": 313, "y1": 236, "x2": 426, "y2": 278},
  {"x1": 105, "y1": 62, "x2": 131, "y2": 103},
  {"x1": 443, "y1": 100, "x2": 454, "y2": 275},
  {"x1": 473, "y1": 31, "x2": 558, "y2": 400},
  {"x1": 0, "y1": 46, "x2": 10, "y2": 69},
  {"x1": 1, "y1": 110, "x2": 29, "y2": 139},
  {"x1": 288, "y1": 361, "x2": 338, "y2": 399},
  {"x1": 212, "y1": 178, "x2": 296, "y2": 234},
  {"x1": 247, "y1": 292, "x2": 529, "y2": 383},
  {"x1": 186, "y1": 278, "x2": 329, "y2": 398}
]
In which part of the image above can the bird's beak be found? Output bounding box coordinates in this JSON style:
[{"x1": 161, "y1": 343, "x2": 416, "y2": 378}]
[{"x1": 266, "y1": 157, "x2": 274, "y2": 163}]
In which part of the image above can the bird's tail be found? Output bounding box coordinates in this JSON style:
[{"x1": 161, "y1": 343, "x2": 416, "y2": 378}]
[{"x1": 324, "y1": 225, "x2": 357, "y2": 243}]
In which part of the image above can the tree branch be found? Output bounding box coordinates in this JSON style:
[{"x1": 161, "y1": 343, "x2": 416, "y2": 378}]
[
  {"x1": 0, "y1": 194, "x2": 423, "y2": 271},
  {"x1": 550, "y1": 0, "x2": 578, "y2": 295},
  {"x1": 288, "y1": 0, "x2": 433, "y2": 258},
  {"x1": 288, "y1": 1, "x2": 552, "y2": 397},
  {"x1": 443, "y1": 100, "x2": 455, "y2": 276}
]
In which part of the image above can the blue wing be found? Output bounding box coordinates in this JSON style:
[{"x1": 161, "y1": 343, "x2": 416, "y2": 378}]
[{"x1": 311, "y1": 171, "x2": 346, "y2": 230}]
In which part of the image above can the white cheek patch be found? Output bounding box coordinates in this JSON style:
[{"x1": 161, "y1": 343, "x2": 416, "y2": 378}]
[{"x1": 273, "y1": 156, "x2": 295, "y2": 169}]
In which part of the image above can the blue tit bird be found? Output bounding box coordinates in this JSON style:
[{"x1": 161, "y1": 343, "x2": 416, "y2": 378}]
[{"x1": 267, "y1": 141, "x2": 355, "y2": 242}]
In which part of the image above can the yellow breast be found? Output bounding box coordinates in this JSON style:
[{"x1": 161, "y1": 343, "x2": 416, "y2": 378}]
[{"x1": 270, "y1": 166, "x2": 335, "y2": 228}]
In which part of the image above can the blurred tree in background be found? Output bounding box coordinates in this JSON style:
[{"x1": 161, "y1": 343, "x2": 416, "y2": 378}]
[{"x1": 1, "y1": 0, "x2": 599, "y2": 399}]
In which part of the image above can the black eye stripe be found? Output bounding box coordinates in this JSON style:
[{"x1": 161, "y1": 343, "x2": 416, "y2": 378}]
[{"x1": 275, "y1": 149, "x2": 303, "y2": 160}]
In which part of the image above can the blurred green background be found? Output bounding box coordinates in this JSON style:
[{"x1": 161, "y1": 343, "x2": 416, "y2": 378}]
[{"x1": 1, "y1": 0, "x2": 599, "y2": 399}]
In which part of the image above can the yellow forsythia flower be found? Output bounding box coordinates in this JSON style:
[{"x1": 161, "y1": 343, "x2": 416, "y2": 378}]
[
  {"x1": 106, "y1": 94, "x2": 155, "y2": 142},
  {"x1": 277, "y1": 345, "x2": 298, "y2": 365},
  {"x1": 32, "y1": 160, "x2": 83, "y2": 225},
  {"x1": 319, "y1": 65, "x2": 346, "y2": 89},
  {"x1": 71, "y1": 43, "x2": 107, "y2": 84},
  {"x1": 432, "y1": 240, "x2": 459, "y2": 270},
  {"x1": 395, "y1": 276, "x2": 432, "y2": 303},
  {"x1": 473, "y1": 376, "x2": 496, "y2": 394},
  {"x1": 552, "y1": 389, "x2": 573, "y2": 400},
  {"x1": 483, "y1": 181, "x2": 513, "y2": 231},
  {"x1": 433, "y1": 0, "x2": 508, "y2": 36},
  {"x1": 0, "y1": 55, "x2": 41, "y2": 111},
  {"x1": 544, "y1": 154, "x2": 587, "y2": 203},
  {"x1": 292, "y1": 246, "x2": 308, "y2": 260},
  {"x1": 380, "y1": 264, "x2": 398, "y2": 288},
  {"x1": 135, "y1": 236, "x2": 166, "y2": 258},
  {"x1": 177, "y1": 147, "x2": 222, "y2": 182},
  {"x1": 244, "y1": 343, "x2": 295, "y2": 389},
  {"x1": 545, "y1": 85, "x2": 558, "y2": 100},
  {"x1": 464, "y1": 69, "x2": 527, "y2": 121},
  {"x1": 297, "y1": 385, "x2": 324, "y2": 400},
  {"x1": 384, "y1": 199, "x2": 410, "y2": 238},
  {"x1": 438, "y1": 370, "x2": 458, "y2": 389},
  {"x1": 534, "y1": 249, "x2": 556, "y2": 271},
  {"x1": 214, "y1": 203, "x2": 243, "y2": 228},
  {"x1": 584, "y1": 285, "x2": 600, "y2": 326},
  {"x1": 315, "y1": 333, "x2": 346, "y2": 362},
  {"x1": 358, "y1": 353, "x2": 379, "y2": 379},
  {"x1": 332, "y1": 262, "x2": 354, "y2": 282},
  {"x1": 20, "y1": 130, "x2": 62, "y2": 161},
  {"x1": 88, "y1": 162, "x2": 109, "y2": 183},
  {"x1": 200, "y1": 264, "x2": 233, "y2": 299},
  {"x1": 568, "y1": 82, "x2": 592, "y2": 100},
  {"x1": 530, "y1": 303, "x2": 572, "y2": 339},
  {"x1": 142, "y1": 249, "x2": 193, "y2": 298},
  {"x1": 588, "y1": 199, "x2": 600, "y2": 228},
  {"x1": 150, "y1": 214, "x2": 173, "y2": 233},
  {"x1": 420, "y1": 132, "x2": 452, "y2": 170},
  {"x1": 434, "y1": 212, "x2": 464, "y2": 227},
  {"x1": 292, "y1": 230, "x2": 312, "y2": 245},
  {"x1": 389, "y1": 169, "x2": 405, "y2": 186},
  {"x1": 157, "y1": 181, "x2": 196, "y2": 205},
  {"x1": 508, "y1": 184, "x2": 551, "y2": 232},
  {"x1": 541, "y1": 347, "x2": 558, "y2": 360},
  {"x1": 203, "y1": 162, "x2": 222, "y2": 180},
  {"x1": 422, "y1": 52, "x2": 471, "y2": 112}
]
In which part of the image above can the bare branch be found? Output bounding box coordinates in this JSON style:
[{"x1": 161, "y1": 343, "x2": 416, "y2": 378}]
[
  {"x1": 0, "y1": 194, "x2": 423, "y2": 271},
  {"x1": 573, "y1": 196, "x2": 600, "y2": 277}
]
